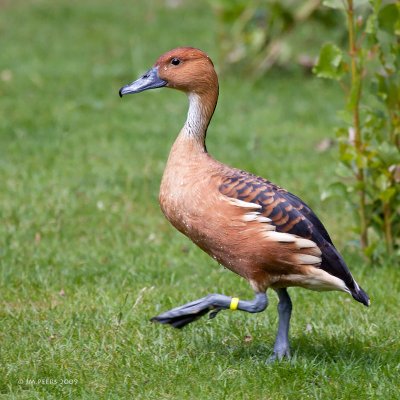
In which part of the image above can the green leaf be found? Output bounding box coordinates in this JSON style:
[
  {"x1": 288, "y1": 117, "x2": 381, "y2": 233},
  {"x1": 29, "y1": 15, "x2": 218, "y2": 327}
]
[
  {"x1": 377, "y1": 142, "x2": 400, "y2": 166},
  {"x1": 322, "y1": 0, "x2": 345, "y2": 9},
  {"x1": 323, "y1": 0, "x2": 370, "y2": 10},
  {"x1": 379, "y1": 187, "x2": 396, "y2": 202},
  {"x1": 313, "y1": 43, "x2": 347, "y2": 80},
  {"x1": 320, "y1": 181, "x2": 350, "y2": 201},
  {"x1": 365, "y1": 13, "x2": 377, "y2": 35},
  {"x1": 336, "y1": 111, "x2": 353, "y2": 125},
  {"x1": 354, "y1": 0, "x2": 371, "y2": 8},
  {"x1": 375, "y1": 172, "x2": 390, "y2": 191},
  {"x1": 377, "y1": 3, "x2": 400, "y2": 35},
  {"x1": 335, "y1": 161, "x2": 354, "y2": 179}
]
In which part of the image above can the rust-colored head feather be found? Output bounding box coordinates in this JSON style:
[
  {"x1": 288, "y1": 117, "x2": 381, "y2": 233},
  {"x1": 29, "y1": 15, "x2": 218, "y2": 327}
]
[{"x1": 154, "y1": 47, "x2": 218, "y2": 95}]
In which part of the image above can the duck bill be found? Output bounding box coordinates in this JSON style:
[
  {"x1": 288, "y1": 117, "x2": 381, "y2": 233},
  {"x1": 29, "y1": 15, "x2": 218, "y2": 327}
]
[{"x1": 119, "y1": 67, "x2": 167, "y2": 97}]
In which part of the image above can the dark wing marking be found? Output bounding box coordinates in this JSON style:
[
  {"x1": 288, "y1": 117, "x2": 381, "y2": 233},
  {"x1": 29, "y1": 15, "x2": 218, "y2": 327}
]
[
  {"x1": 219, "y1": 170, "x2": 331, "y2": 244},
  {"x1": 281, "y1": 190, "x2": 333, "y2": 245},
  {"x1": 218, "y1": 169, "x2": 357, "y2": 290}
]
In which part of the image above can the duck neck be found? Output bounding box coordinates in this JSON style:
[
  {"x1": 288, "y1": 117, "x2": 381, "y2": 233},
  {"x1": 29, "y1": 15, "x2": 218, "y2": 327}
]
[{"x1": 179, "y1": 88, "x2": 218, "y2": 152}]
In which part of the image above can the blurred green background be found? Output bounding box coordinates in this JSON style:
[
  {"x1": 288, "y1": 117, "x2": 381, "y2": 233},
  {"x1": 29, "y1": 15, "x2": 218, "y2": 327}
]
[{"x1": 0, "y1": 0, "x2": 399, "y2": 399}]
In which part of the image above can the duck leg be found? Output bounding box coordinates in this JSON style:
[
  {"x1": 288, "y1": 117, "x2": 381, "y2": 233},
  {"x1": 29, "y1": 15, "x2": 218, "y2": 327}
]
[
  {"x1": 151, "y1": 292, "x2": 268, "y2": 329},
  {"x1": 269, "y1": 288, "x2": 292, "y2": 361}
]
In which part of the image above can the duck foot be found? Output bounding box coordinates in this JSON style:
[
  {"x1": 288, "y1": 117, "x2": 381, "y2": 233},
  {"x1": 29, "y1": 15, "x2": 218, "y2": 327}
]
[
  {"x1": 151, "y1": 294, "x2": 223, "y2": 329},
  {"x1": 151, "y1": 292, "x2": 268, "y2": 329},
  {"x1": 267, "y1": 347, "x2": 291, "y2": 363}
]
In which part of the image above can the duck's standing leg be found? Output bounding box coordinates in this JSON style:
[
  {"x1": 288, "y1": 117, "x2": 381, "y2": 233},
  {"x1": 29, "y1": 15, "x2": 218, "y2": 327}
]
[
  {"x1": 151, "y1": 292, "x2": 268, "y2": 329},
  {"x1": 269, "y1": 288, "x2": 293, "y2": 362}
]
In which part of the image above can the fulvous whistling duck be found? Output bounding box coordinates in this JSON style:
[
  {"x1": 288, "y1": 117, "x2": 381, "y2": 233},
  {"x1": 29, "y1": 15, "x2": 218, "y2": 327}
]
[{"x1": 119, "y1": 47, "x2": 370, "y2": 360}]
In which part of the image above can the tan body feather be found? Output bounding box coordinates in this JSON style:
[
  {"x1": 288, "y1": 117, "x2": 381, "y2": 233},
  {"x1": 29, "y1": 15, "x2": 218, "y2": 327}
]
[{"x1": 158, "y1": 132, "x2": 343, "y2": 294}]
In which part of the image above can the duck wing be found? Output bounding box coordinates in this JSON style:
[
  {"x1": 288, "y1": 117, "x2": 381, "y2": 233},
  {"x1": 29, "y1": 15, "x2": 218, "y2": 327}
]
[
  {"x1": 219, "y1": 170, "x2": 331, "y2": 245},
  {"x1": 218, "y1": 169, "x2": 369, "y2": 306}
]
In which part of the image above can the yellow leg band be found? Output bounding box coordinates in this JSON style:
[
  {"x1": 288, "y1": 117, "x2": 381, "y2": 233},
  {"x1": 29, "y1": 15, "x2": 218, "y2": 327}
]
[{"x1": 230, "y1": 297, "x2": 240, "y2": 311}]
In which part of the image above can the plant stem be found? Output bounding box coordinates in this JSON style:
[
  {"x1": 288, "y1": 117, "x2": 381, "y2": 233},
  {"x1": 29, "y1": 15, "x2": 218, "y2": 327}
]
[
  {"x1": 383, "y1": 202, "x2": 393, "y2": 255},
  {"x1": 347, "y1": 0, "x2": 368, "y2": 249}
]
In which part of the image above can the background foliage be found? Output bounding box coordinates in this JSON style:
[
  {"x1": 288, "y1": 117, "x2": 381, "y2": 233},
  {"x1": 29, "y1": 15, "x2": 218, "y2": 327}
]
[
  {"x1": 314, "y1": 0, "x2": 400, "y2": 262},
  {"x1": 213, "y1": 0, "x2": 400, "y2": 262},
  {"x1": 210, "y1": 0, "x2": 345, "y2": 75}
]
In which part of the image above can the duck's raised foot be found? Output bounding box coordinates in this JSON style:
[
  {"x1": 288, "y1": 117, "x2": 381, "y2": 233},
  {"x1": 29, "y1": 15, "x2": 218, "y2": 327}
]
[
  {"x1": 150, "y1": 294, "x2": 231, "y2": 329},
  {"x1": 151, "y1": 292, "x2": 268, "y2": 329}
]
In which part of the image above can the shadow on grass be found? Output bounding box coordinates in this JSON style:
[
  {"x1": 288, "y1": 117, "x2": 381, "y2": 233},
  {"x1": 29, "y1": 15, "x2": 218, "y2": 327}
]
[
  {"x1": 290, "y1": 335, "x2": 387, "y2": 364},
  {"x1": 209, "y1": 333, "x2": 390, "y2": 366}
]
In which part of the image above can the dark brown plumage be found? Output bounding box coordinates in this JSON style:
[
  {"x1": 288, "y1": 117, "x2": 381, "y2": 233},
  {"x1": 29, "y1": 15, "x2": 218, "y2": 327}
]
[{"x1": 219, "y1": 169, "x2": 368, "y2": 304}]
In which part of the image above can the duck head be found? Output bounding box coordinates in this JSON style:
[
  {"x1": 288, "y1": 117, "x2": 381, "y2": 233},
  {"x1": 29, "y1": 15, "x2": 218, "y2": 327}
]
[{"x1": 119, "y1": 47, "x2": 218, "y2": 97}]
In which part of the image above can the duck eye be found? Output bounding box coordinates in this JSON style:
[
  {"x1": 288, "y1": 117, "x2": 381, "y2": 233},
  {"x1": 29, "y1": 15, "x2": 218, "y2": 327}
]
[{"x1": 171, "y1": 58, "x2": 181, "y2": 66}]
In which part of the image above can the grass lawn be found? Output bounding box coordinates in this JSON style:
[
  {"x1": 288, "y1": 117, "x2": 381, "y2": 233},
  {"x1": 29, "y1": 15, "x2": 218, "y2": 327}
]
[{"x1": 1, "y1": 0, "x2": 399, "y2": 399}]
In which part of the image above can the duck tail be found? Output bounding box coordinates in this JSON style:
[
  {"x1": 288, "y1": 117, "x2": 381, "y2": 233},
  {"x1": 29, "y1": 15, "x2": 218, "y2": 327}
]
[{"x1": 350, "y1": 283, "x2": 370, "y2": 307}]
